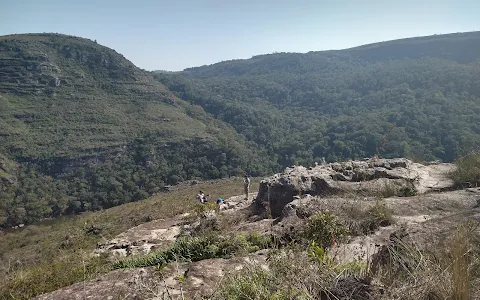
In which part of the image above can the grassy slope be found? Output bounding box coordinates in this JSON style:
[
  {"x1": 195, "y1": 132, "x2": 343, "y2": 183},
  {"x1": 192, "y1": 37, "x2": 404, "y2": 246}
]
[{"x1": 0, "y1": 177, "x2": 260, "y2": 299}]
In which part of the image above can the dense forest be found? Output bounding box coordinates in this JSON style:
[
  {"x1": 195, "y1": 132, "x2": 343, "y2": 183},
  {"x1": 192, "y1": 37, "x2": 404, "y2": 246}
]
[
  {"x1": 156, "y1": 32, "x2": 480, "y2": 165},
  {"x1": 1, "y1": 32, "x2": 480, "y2": 227}
]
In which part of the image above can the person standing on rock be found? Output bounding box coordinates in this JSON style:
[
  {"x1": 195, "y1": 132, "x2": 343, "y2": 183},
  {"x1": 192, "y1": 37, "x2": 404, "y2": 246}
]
[{"x1": 243, "y1": 174, "x2": 250, "y2": 200}]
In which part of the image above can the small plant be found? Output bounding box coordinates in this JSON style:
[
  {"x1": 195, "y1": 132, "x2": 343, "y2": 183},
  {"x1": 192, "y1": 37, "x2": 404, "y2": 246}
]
[
  {"x1": 191, "y1": 202, "x2": 218, "y2": 217},
  {"x1": 307, "y1": 241, "x2": 333, "y2": 266},
  {"x1": 378, "y1": 181, "x2": 398, "y2": 197},
  {"x1": 377, "y1": 180, "x2": 418, "y2": 197},
  {"x1": 302, "y1": 212, "x2": 349, "y2": 248},
  {"x1": 367, "y1": 199, "x2": 394, "y2": 228},
  {"x1": 398, "y1": 184, "x2": 418, "y2": 197}
]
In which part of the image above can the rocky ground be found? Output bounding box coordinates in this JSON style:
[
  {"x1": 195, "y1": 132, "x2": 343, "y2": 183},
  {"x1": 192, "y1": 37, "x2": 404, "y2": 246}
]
[{"x1": 34, "y1": 158, "x2": 480, "y2": 299}]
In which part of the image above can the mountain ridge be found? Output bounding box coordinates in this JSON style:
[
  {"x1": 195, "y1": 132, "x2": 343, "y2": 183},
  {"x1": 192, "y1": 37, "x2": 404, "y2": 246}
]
[{"x1": 180, "y1": 31, "x2": 480, "y2": 76}]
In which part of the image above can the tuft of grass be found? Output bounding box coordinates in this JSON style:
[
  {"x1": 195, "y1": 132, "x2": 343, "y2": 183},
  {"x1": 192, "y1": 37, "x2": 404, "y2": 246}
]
[
  {"x1": 378, "y1": 181, "x2": 399, "y2": 197},
  {"x1": 450, "y1": 151, "x2": 480, "y2": 187},
  {"x1": 342, "y1": 199, "x2": 394, "y2": 235},
  {"x1": 302, "y1": 212, "x2": 349, "y2": 248},
  {"x1": 449, "y1": 222, "x2": 477, "y2": 300},
  {"x1": 377, "y1": 180, "x2": 418, "y2": 198},
  {"x1": 367, "y1": 199, "x2": 394, "y2": 227}
]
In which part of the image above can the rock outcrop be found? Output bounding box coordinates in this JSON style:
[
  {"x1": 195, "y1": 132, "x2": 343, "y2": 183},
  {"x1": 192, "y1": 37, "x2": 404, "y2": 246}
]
[
  {"x1": 94, "y1": 217, "x2": 184, "y2": 258},
  {"x1": 255, "y1": 158, "x2": 455, "y2": 218}
]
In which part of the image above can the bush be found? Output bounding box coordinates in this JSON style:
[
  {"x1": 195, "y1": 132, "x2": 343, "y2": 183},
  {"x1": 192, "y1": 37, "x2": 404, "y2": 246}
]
[
  {"x1": 451, "y1": 151, "x2": 480, "y2": 187},
  {"x1": 378, "y1": 180, "x2": 418, "y2": 198},
  {"x1": 367, "y1": 199, "x2": 394, "y2": 227}
]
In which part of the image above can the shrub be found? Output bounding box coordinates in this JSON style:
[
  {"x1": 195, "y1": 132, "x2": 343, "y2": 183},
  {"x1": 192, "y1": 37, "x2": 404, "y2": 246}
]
[
  {"x1": 367, "y1": 199, "x2": 394, "y2": 227},
  {"x1": 378, "y1": 181, "x2": 398, "y2": 197},
  {"x1": 191, "y1": 202, "x2": 218, "y2": 216},
  {"x1": 377, "y1": 180, "x2": 418, "y2": 198},
  {"x1": 302, "y1": 212, "x2": 349, "y2": 248}
]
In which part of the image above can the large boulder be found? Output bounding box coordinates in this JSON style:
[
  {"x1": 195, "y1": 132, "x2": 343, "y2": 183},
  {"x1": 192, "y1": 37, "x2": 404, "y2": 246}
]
[{"x1": 255, "y1": 158, "x2": 455, "y2": 218}]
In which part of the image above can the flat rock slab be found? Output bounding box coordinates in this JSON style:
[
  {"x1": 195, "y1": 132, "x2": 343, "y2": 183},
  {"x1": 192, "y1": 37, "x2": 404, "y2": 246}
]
[
  {"x1": 34, "y1": 267, "x2": 155, "y2": 300},
  {"x1": 94, "y1": 217, "x2": 182, "y2": 258},
  {"x1": 35, "y1": 253, "x2": 268, "y2": 300}
]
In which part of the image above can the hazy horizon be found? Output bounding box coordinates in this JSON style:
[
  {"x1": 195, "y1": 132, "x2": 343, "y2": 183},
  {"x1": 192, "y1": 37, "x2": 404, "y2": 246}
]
[{"x1": 2, "y1": 0, "x2": 479, "y2": 71}]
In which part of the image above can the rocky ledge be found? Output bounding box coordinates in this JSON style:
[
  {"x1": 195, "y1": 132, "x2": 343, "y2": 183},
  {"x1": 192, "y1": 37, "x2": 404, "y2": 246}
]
[{"x1": 255, "y1": 158, "x2": 455, "y2": 218}]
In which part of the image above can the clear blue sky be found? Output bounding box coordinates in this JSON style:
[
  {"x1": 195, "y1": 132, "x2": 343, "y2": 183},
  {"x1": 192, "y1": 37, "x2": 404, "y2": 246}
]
[{"x1": 1, "y1": 0, "x2": 479, "y2": 71}]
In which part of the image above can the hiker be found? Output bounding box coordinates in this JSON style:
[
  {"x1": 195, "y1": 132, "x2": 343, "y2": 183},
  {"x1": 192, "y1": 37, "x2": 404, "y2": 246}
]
[
  {"x1": 197, "y1": 191, "x2": 205, "y2": 203},
  {"x1": 216, "y1": 197, "x2": 224, "y2": 210},
  {"x1": 243, "y1": 174, "x2": 250, "y2": 200}
]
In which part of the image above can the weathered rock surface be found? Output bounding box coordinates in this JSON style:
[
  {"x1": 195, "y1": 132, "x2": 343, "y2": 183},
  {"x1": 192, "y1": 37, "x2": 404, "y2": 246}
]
[
  {"x1": 34, "y1": 252, "x2": 268, "y2": 300},
  {"x1": 255, "y1": 158, "x2": 455, "y2": 218},
  {"x1": 94, "y1": 217, "x2": 184, "y2": 258}
]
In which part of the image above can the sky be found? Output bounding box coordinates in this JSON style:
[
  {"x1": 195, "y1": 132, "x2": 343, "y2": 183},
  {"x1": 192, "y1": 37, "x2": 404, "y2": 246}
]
[{"x1": 1, "y1": 0, "x2": 479, "y2": 71}]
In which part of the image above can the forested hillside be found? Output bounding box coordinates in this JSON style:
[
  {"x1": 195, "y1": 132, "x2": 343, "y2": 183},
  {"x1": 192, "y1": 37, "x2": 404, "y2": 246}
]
[
  {"x1": 155, "y1": 31, "x2": 480, "y2": 167},
  {"x1": 0, "y1": 34, "x2": 273, "y2": 227},
  {"x1": 1, "y1": 31, "x2": 480, "y2": 228}
]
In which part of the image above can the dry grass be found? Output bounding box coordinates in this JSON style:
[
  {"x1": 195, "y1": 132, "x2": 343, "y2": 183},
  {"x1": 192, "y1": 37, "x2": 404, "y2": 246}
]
[
  {"x1": 341, "y1": 198, "x2": 394, "y2": 235},
  {"x1": 374, "y1": 222, "x2": 480, "y2": 300}
]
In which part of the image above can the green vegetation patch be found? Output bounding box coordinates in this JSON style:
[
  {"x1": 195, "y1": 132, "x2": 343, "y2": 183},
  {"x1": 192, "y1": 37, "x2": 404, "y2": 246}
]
[{"x1": 112, "y1": 232, "x2": 272, "y2": 269}]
